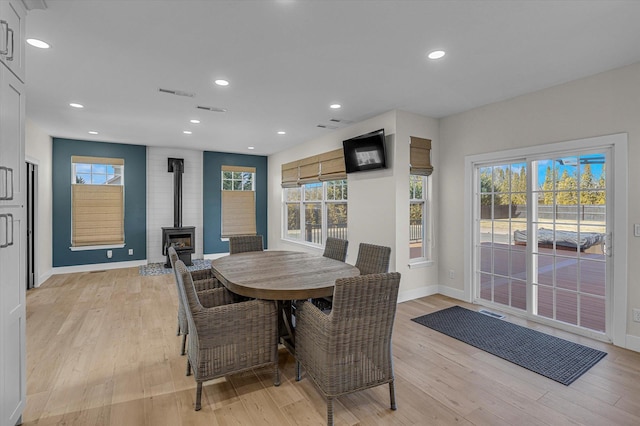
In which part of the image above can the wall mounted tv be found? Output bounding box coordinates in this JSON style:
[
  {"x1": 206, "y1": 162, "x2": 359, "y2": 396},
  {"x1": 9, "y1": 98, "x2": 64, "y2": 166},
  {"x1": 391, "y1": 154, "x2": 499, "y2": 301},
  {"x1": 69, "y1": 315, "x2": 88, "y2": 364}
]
[{"x1": 342, "y1": 129, "x2": 387, "y2": 173}]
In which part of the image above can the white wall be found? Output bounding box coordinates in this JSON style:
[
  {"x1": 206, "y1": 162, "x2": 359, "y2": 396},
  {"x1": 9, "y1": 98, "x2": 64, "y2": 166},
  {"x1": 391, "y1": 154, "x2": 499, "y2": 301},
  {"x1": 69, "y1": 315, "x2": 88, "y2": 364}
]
[
  {"x1": 268, "y1": 110, "x2": 440, "y2": 301},
  {"x1": 147, "y1": 147, "x2": 203, "y2": 264},
  {"x1": 25, "y1": 119, "x2": 52, "y2": 285},
  {"x1": 438, "y1": 62, "x2": 640, "y2": 349}
]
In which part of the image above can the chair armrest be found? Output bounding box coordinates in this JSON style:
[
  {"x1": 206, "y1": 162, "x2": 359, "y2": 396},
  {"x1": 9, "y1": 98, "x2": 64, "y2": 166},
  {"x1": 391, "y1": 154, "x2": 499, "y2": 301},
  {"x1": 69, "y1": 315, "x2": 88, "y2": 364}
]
[
  {"x1": 191, "y1": 299, "x2": 277, "y2": 344},
  {"x1": 193, "y1": 277, "x2": 222, "y2": 292},
  {"x1": 197, "y1": 287, "x2": 236, "y2": 308},
  {"x1": 191, "y1": 268, "x2": 213, "y2": 281},
  {"x1": 296, "y1": 300, "x2": 333, "y2": 350}
]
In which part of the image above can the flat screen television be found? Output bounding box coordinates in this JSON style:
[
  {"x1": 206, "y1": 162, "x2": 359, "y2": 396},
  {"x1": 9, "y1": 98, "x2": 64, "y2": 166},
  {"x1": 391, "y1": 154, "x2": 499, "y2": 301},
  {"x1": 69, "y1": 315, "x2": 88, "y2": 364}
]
[{"x1": 342, "y1": 129, "x2": 387, "y2": 173}]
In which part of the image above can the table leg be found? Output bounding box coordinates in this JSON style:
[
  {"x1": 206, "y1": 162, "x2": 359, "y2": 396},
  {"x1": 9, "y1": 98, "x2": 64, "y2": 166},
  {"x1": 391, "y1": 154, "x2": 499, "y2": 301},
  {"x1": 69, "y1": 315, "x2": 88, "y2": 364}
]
[{"x1": 277, "y1": 300, "x2": 295, "y2": 353}]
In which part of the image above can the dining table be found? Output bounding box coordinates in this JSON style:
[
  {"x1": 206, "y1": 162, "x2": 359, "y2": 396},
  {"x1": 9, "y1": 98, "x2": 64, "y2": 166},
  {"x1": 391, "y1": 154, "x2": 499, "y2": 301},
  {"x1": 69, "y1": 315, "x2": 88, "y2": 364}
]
[{"x1": 211, "y1": 250, "x2": 360, "y2": 350}]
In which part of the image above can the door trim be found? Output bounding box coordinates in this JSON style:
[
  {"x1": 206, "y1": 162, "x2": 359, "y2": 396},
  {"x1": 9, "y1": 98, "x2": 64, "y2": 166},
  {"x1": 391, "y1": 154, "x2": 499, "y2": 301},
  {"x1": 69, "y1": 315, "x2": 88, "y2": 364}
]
[{"x1": 464, "y1": 133, "x2": 628, "y2": 348}]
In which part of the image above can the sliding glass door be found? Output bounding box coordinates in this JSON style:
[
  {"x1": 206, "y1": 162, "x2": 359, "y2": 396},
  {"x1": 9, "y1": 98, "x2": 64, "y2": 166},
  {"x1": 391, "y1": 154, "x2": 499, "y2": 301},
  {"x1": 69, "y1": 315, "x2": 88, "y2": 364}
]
[{"x1": 473, "y1": 149, "x2": 610, "y2": 335}]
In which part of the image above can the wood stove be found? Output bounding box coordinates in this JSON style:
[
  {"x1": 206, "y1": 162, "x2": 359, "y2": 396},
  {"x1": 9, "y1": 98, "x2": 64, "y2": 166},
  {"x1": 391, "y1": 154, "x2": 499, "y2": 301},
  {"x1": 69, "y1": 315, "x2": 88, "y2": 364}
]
[
  {"x1": 163, "y1": 158, "x2": 195, "y2": 267},
  {"x1": 162, "y1": 226, "x2": 195, "y2": 267}
]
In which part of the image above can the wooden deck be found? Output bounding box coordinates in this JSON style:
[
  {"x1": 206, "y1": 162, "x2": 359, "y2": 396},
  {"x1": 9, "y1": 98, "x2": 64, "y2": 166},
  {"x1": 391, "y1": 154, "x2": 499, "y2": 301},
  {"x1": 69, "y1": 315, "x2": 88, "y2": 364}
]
[{"x1": 479, "y1": 243, "x2": 606, "y2": 332}]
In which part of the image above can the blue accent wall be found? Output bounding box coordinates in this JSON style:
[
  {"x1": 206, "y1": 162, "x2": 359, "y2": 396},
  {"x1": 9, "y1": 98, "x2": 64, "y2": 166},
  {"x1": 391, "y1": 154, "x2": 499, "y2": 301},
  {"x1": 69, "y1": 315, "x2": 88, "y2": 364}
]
[
  {"x1": 52, "y1": 138, "x2": 147, "y2": 267},
  {"x1": 203, "y1": 151, "x2": 268, "y2": 254}
]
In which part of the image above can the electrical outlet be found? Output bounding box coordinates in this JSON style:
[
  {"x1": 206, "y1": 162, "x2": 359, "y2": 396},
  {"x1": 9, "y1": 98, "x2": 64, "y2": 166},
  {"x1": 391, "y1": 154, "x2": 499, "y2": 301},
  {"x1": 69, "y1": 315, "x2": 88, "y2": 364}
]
[
  {"x1": 128, "y1": 249, "x2": 134, "y2": 255},
  {"x1": 633, "y1": 308, "x2": 640, "y2": 323},
  {"x1": 635, "y1": 224, "x2": 640, "y2": 237},
  {"x1": 448, "y1": 269, "x2": 455, "y2": 279},
  {"x1": 107, "y1": 250, "x2": 112, "y2": 259}
]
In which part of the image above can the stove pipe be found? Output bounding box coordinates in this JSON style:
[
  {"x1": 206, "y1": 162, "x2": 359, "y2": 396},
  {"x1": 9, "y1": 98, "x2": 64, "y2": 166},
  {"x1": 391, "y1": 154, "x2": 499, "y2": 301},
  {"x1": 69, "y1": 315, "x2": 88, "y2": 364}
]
[{"x1": 168, "y1": 158, "x2": 184, "y2": 228}]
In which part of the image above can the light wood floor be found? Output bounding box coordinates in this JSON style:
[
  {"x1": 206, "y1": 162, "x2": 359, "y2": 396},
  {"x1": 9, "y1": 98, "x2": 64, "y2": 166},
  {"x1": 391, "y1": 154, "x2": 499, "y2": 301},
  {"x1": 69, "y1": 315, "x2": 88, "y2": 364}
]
[{"x1": 23, "y1": 267, "x2": 640, "y2": 425}]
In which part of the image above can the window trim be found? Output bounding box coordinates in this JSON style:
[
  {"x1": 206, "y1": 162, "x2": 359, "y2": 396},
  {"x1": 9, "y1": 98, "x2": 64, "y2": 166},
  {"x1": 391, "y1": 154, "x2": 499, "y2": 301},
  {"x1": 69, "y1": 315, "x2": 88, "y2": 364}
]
[{"x1": 409, "y1": 174, "x2": 431, "y2": 263}]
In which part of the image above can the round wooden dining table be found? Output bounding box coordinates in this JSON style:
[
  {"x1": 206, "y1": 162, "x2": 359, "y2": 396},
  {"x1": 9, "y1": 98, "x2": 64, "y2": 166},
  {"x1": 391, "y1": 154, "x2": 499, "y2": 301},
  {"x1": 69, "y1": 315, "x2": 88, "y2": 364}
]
[{"x1": 211, "y1": 250, "x2": 360, "y2": 300}]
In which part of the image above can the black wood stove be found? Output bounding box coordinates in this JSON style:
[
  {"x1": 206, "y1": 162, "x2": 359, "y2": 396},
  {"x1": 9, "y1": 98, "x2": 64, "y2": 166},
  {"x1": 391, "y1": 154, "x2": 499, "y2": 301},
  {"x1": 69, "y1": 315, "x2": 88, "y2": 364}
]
[{"x1": 162, "y1": 158, "x2": 195, "y2": 267}]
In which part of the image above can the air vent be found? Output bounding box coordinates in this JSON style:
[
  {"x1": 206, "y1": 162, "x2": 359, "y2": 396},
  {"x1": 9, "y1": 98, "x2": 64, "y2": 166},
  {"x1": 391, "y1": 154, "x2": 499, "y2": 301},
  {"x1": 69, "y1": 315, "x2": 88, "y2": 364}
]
[
  {"x1": 478, "y1": 309, "x2": 505, "y2": 319},
  {"x1": 329, "y1": 118, "x2": 353, "y2": 124},
  {"x1": 158, "y1": 88, "x2": 195, "y2": 97},
  {"x1": 197, "y1": 106, "x2": 227, "y2": 113},
  {"x1": 317, "y1": 124, "x2": 338, "y2": 129}
]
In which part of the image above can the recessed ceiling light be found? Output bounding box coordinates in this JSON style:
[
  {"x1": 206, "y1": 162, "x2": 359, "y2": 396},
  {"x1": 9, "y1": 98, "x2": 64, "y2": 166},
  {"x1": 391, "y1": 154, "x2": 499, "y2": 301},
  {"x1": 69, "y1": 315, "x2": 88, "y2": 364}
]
[
  {"x1": 248, "y1": 146, "x2": 255, "y2": 150},
  {"x1": 69, "y1": 103, "x2": 84, "y2": 108},
  {"x1": 277, "y1": 131, "x2": 286, "y2": 135},
  {"x1": 88, "y1": 131, "x2": 98, "y2": 135},
  {"x1": 214, "y1": 79, "x2": 229, "y2": 86},
  {"x1": 330, "y1": 104, "x2": 341, "y2": 109},
  {"x1": 190, "y1": 119, "x2": 200, "y2": 124},
  {"x1": 183, "y1": 130, "x2": 192, "y2": 135},
  {"x1": 27, "y1": 38, "x2": 50, "y2": 49},
  {"x1": 428, "y1": 50, "x2": 446, "y2": 60}
]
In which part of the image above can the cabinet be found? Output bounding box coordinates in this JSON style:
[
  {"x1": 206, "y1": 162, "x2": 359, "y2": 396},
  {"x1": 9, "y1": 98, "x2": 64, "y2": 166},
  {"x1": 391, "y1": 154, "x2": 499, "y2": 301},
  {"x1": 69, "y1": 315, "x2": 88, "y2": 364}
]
[
  {"x1": 0, "y1": 0, "x2": 26, "y2": 83},
  {"x1": 0, "y1": 1, "x2": 26, "y2": 425}
]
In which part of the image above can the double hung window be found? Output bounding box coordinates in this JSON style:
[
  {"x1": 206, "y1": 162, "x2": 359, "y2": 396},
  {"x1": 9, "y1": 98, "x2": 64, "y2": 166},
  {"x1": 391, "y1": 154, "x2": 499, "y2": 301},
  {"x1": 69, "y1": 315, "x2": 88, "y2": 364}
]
[
  {"x1": 221, "y1": 166, "x2": 256, "y2": 237},
  {"x1": 283, "y1": 179, "x2": 347, "y2": 245},
  {"x1": 71, "y1": 156, "x2": 124, "y2": 247},
  {"x1": 410, "y1": 174, "x2": 429, "y2": 260}
]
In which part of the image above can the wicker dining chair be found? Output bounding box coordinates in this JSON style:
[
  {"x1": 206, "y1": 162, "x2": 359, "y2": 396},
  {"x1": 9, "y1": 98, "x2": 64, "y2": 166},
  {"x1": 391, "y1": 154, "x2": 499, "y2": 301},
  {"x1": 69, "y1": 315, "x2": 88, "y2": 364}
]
[
  {"x1": 322, "y1": 237, "x2": 349, "y2": 262},
  {"x1": 354, "y1": 242, "x2": 391, "y2": 275},
  {"x1": 295, "y1": 272, "x2": 402, "y2": 426},
  {"x1": 168, "y1": 246, "x2": 223, "y2": 355},
  {"x1": 175, "y1": 260, "x2": 280, "y2": 411},
  {"x1": 229, "y1": 235, "x2": 264, "y2": 254}
]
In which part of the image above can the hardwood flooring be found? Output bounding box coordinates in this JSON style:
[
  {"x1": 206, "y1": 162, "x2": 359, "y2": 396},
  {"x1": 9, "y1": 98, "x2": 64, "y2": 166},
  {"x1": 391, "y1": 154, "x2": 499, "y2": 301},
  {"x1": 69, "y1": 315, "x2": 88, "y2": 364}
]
[{"x1": 23, "y1": 267, "x2": 640, "y2": 425}]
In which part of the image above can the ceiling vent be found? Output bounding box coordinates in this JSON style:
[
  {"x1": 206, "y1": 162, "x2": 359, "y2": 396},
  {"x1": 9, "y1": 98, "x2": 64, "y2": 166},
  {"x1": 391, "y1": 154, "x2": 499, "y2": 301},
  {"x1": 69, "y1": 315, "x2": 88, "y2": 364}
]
[
  {"x1": 21, "y1": 0, "x2": 47, "y2": 10},
  {"x1": 158, "y1": 88, "x2": 195, "y2": 97},
  {"x1": 329, "y1": 118, "x2": 353, "y2": 125},
  {"x1": 197, "y1": 106, "x2": 227, "y2": 113},
  {"x1": 317, "y1": 124, "x2": 338, "y2": 130}
]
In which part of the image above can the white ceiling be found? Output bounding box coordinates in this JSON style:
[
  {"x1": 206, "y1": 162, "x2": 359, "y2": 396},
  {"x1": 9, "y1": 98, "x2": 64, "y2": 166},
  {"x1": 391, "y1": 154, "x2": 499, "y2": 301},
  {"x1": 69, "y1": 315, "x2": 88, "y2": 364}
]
[{"x1": 25, "y1": 0, "x2": 640, "y2": 156}]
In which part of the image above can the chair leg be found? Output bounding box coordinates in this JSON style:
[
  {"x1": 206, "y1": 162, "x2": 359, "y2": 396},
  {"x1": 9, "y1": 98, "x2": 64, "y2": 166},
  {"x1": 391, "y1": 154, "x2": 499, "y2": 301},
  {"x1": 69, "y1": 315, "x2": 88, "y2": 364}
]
[
  {"x1": 186, "y1": 358, "x2": 191, "y2": 376},
  {"x1": 195, "y1": 382, "x2": 202, "y2": 411},
  {"x1": 327, "y1": 398, "x2": 334, "y2": 426},
  {"x1": 389, "y1": 380, "x2": 397, "y2": 410},
  {"x1": 176, "y1": 323, "x2": 180, "y2": 336},
  {"x1": 295, "y1": 361, "x2": 301, "y2": 381},
  {"x1": 274, "y1": 363, "x2": 281, "y2": 386},
  {"x1": 180, "y1": 334, "x2": 187, "y2": 356}
]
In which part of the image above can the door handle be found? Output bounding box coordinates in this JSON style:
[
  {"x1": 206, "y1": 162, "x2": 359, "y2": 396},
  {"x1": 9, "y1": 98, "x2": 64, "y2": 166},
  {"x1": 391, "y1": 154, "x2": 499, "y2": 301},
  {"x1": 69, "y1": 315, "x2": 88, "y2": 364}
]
[
  {"x1": 0, "y1": 213, "x2": 13, "y2": 248},
  {"x1": 0, "y1": 166, "x2": 14, "y2": 200},
  {"x1": 0, "y1": 20, "x2": 8, "y2": 55},
  {"x1": 6, "y1": 27, "x2": 13, "y2": 61}
]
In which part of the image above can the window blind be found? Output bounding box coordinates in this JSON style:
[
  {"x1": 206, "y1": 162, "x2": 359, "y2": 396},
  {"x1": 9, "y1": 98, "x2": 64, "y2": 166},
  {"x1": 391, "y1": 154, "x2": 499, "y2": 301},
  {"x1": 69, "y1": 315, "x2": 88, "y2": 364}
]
[
  {"x1": 281, "y1": 148, "x2": 346, "y2": 186},
  {"x1": 221, "y1": 190, "x2": 257, "y2": 237},
  {"x1": 410, "y1": 136, "x2": 433, "y2": 176},
  {"x1": 72, "y1": 184, "x2": 124, "y2": 246}
]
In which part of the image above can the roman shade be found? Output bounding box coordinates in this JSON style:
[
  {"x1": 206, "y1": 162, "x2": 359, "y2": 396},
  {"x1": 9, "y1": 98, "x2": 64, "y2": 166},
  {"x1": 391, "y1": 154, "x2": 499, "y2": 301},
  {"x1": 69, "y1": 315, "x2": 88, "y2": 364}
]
[
  {"x1": 409, "y1": 136, "x2": 433, "y2": 176},
  {"x1": 71, "y1": 184, "x2": 124, "y2": 246},
  {"x1": 281, "y1": 148, "x2": 346, "y2": 186},
  {"x1": 221, "y1": 165, "x2": 257, "y2": 238}
]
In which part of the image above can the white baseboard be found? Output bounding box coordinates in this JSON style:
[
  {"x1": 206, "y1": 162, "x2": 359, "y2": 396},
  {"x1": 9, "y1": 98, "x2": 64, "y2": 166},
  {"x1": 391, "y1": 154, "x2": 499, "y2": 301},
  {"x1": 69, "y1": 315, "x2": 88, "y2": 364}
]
[
  {"x1": 203, "y1": 252, "x2": 230, "y2": 260},
  {"x1": 398, "y1": 285, "x2": 438, "y2": 303},
  {"x1": 437, "y1": 285, "x2": 467, "y2": 302},
  {"x1": 36, "y1": 270, "x2": 53, "y2": 287},
  {"x1": 52, "y1": 260, "x2": 147, "y2": 275},
  {"x1": 626, "y1": 334, "x2": 640, "y2": 353}
]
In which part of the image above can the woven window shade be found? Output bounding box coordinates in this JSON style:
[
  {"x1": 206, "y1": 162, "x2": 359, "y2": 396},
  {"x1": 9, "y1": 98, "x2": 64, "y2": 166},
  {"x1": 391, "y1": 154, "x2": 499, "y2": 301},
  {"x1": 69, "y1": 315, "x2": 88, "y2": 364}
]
[
  {"x1": 410, "y1": 136, "x2": 433, "y2": 176},
  {"x1": 319, "y1": 148, "x2": 347, "y2": 181},
  {"x1": 221, "y1": 165, "x2": 256, "y2": 173},
  {"x1": 72, "y1": 185, "x2": 124, "y2": 246},
  {"x1": 221, "y1": 190, "x2": 256, "y2": 237},
  {"x1": 71, "y1": 156, "x2": 124, "y2": 165},
  {"x1": 298, "y1": 155, "x2": 320, "y2": 184},
  {"x1": 281, "y1": 161, "x2": 299, "y2": 188}
]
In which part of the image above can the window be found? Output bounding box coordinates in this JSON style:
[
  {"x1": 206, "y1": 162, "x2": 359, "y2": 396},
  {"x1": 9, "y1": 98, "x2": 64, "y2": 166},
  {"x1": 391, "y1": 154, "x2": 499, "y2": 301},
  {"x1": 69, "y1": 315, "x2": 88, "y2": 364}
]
[
  {"x1": 71, "y1": 156, "x2": 124, "y2": 247},
  {"x1": 410, "y1": 174, "x2": 429, "y2": 260},
  {"x1": 221, "y1": 166, "x2": 256, "y2": 237},
  {"x1": 283, "y1": 179, "x2": 347, "y2": 245}
]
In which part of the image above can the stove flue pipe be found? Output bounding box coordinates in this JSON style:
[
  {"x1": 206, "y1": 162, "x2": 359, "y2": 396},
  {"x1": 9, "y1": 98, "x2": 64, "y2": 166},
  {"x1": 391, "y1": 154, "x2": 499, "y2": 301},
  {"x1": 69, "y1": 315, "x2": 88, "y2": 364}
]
[{"x1": 168, "y1": 158, "x2": 184, "y2": 228}]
